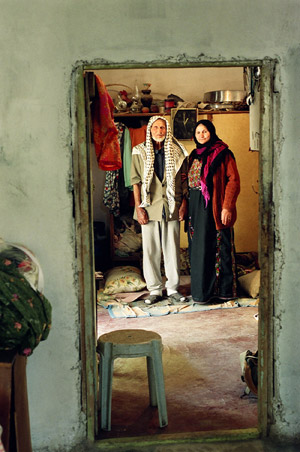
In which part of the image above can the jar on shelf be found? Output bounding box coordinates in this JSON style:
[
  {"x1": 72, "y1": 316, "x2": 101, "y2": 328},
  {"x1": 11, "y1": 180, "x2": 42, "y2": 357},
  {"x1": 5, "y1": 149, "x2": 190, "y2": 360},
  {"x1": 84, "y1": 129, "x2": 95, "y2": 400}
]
[
  {"x1": 164, "y1": 98, "x2": 175, "y2": 114},
  {"x1": 116, "y1": 95, "x2": 128, "y2": 112},
  {"x1": 141, "y1": 83, "x2": 153, "y2": 108},
  {"x1": 131, "y1": 83, "x2": 141, "y2": 112}
]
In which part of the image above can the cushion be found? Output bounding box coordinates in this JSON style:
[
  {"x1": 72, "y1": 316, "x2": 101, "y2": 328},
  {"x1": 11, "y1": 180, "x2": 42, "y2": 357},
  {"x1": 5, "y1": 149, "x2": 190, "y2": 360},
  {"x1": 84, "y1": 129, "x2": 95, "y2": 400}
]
[
  {"x1": 103, "y1": 266, "x2": 147, "y2": 295},
  {"x1": 114, "y1": 228, "x2": 142, "y2": 254},
  {"x1": 238, "y1": 270, "x2": 260, "y2": 298},
  {"x1": 0, "y1": 240, "x2": 44, "y2": 291}
]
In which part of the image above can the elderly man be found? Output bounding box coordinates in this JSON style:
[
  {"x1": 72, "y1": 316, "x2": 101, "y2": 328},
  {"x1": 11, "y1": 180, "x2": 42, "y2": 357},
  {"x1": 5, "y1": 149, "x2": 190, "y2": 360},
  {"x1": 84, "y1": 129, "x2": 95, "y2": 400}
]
[{"x1": 131, "y1": 116, "x2": 189, "y2": 305}]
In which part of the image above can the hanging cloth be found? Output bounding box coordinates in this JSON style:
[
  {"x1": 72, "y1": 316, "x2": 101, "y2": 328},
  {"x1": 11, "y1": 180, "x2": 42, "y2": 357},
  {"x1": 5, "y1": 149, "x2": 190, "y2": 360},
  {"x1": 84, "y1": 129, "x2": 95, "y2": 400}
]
[
  {"x1": 102, "y1": 124, "x2": 124, "y2": 216},
  {"x1": 122, "y1": 127, "x2": 133, "y2": 189},
  {"x1": 91, "y1": 74, "x2": 122, "y2": 171},
  {"x1": 103, "y1": 170, "x2": 120, "y2": 217},
  {"x1": 129, "y1": 125, "x2": 147, "y2": 148}
]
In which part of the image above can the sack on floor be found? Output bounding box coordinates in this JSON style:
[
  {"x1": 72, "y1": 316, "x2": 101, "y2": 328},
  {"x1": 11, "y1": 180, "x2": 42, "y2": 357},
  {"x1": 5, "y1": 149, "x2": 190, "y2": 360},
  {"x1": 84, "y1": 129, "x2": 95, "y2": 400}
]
[{"x1": 240, "y1": 349, "x2": 258, "y2": 396}]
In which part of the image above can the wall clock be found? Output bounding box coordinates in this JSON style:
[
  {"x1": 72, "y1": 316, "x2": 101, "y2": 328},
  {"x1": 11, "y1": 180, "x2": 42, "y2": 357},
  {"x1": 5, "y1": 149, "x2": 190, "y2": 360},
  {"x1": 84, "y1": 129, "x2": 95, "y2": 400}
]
[{"x1": 171, "y1": 108, "x2": 197, "y2": 140}]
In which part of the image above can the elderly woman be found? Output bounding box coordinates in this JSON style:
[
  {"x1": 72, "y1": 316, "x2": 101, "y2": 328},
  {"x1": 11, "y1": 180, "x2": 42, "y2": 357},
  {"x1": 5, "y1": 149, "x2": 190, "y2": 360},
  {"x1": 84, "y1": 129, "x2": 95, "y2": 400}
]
[{"x1": 188, "y1": 120, "x2": 240, "y2": 304}]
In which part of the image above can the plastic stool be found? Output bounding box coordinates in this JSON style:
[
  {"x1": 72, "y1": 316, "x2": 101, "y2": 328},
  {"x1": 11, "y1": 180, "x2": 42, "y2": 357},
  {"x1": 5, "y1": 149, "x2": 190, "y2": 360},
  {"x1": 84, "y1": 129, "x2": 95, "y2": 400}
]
[{"x1": 96, "y1": 329, "x2": 168, "y2": 431}]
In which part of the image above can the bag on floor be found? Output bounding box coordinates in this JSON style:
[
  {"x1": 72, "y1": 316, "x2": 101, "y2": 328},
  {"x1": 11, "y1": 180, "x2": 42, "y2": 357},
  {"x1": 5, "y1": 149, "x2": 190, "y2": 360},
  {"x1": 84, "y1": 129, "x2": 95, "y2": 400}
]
[{"x1": 240, "y1": 349, "x2": 258, "y2": 396}]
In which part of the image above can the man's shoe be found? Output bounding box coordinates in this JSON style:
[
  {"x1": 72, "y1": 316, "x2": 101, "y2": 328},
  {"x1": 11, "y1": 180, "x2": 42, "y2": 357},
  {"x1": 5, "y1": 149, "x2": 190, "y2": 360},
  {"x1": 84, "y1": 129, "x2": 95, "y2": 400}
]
[
  {"x1": 144, "y1": 295, "x2": 162, "y2": 305},
  {"x1": 168, "y1": 292, "x2": 187, "y2": 303}
]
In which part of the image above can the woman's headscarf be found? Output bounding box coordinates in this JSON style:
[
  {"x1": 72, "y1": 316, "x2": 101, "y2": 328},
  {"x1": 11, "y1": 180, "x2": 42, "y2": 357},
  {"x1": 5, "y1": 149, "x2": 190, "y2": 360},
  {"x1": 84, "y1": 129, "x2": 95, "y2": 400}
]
[{"x1": 190, "y1": 119, "x2": 228, "y2": 207}]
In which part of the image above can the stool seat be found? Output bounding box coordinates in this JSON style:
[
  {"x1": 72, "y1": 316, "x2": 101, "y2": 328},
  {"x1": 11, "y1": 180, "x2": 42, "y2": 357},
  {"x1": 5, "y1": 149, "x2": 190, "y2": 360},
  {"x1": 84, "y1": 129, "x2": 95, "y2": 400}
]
[{"x1": 97, "y1": 329, "x2": 168, "y2": 431}]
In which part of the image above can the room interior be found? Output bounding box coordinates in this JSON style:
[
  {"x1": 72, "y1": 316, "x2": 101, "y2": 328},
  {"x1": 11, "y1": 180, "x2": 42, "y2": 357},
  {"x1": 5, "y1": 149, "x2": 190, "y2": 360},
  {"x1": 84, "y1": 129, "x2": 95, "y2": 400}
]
[{"x1": 85, "y1": 66, "x2": 261, "y2": 439}]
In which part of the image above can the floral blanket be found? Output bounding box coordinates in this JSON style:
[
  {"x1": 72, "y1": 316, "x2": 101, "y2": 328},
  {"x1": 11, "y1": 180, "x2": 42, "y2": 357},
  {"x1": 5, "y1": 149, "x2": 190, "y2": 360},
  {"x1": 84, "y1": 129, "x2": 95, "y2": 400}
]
[{"x1": 0, "y1": 250, "x2": 52, "y2": 356}]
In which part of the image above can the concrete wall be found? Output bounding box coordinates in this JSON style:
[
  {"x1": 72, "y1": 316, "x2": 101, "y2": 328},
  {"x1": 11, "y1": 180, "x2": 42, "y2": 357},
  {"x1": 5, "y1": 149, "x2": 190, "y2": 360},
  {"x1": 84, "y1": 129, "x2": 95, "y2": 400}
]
[{"x1": 1, "y1": 0, "x2": 300, "y2": 450}]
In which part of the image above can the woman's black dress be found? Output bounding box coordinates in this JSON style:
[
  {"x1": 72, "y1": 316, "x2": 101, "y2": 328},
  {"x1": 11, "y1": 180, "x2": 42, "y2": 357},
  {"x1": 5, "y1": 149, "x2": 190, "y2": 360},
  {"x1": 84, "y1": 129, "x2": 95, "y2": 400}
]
[{"x1": 188, "y1": 186, "x2": 237, "y2": 304}]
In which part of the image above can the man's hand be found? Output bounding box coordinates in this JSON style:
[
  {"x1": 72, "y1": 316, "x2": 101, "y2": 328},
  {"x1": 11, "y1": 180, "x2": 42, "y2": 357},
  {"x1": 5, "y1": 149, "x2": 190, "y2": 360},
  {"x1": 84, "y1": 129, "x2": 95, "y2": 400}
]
[
  {"x1": 136, "y1": 207, "x2": 149, "y2": 225},
  {"x1": 178, "y1": 198, "x2": 187, "y2": 222}
]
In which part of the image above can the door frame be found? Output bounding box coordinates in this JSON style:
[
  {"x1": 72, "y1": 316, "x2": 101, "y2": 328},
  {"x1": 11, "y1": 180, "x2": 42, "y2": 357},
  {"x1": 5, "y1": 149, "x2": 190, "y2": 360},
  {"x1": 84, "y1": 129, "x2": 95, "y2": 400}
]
[{"x1": 71, "y1": 58, "x2": 275, "y2": 442}]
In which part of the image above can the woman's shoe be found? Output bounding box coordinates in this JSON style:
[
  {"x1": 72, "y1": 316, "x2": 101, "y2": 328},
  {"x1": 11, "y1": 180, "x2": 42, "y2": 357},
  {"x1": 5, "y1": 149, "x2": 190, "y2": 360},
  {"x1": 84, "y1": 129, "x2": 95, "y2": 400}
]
[
  {"x1": 192, "y1": 296, "x2": 214, "y2": 305},
  {"x1": 192, "y1": 299, "x2": 209, "y2": 305},
  {"x1": 218, "y1": 296, "x2": 236, "y2": 301}
]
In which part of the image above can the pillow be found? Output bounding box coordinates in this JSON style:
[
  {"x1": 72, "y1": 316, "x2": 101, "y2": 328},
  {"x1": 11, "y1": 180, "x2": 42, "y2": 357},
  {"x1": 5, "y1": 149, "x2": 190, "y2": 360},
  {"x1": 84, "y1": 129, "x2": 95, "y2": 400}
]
[
  {"x1": 238, "y1": 270, "x2": 260, "y2": 298},
  {"x1": 114, "y1": 228, "x2": 142, "y2": 254},
  {"x1": 103, "y1": 266, "x2": 147, "y2": 294}
]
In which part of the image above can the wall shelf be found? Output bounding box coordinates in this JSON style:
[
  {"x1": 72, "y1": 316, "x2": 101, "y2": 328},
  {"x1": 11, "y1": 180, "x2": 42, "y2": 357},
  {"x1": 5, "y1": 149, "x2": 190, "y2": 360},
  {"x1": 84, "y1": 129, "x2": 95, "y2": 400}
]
[
  {"x1": 114, "y1": 110, "x2": 249, "y2": 118},
  {"x1": 114, "y1": 112, "x2": 166, "y2": 118},
  {"x1": 198, "y1": 110, "x2": 249, "y2": 114}
]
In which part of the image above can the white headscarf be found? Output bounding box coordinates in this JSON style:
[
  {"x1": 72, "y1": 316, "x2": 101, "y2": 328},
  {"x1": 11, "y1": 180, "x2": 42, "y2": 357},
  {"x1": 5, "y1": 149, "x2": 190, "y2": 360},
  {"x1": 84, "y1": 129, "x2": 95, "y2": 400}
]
[{"x1": 139, "y1": 116, "x2": 188, "y2": 216}]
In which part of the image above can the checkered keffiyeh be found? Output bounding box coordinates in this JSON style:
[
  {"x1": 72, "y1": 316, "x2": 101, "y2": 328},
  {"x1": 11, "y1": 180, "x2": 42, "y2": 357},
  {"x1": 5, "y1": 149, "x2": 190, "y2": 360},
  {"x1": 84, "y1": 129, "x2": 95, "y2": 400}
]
[{"x1": 139, "y1": 116, "x2": 188, "y2": 216}]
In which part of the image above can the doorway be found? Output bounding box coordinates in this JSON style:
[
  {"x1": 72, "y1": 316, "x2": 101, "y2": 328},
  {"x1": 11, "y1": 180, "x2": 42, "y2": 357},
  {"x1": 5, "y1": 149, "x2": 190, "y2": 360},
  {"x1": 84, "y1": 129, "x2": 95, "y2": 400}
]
[{"x1": 71, "y1": 59, "x2": 275, "y2": 443}]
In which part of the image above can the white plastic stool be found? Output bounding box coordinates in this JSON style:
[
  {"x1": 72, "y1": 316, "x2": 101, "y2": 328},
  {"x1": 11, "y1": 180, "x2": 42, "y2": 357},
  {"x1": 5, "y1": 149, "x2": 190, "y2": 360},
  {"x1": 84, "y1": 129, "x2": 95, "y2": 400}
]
[{"x1": 96, "y1": 329, "x2": 168, "y2": 431}]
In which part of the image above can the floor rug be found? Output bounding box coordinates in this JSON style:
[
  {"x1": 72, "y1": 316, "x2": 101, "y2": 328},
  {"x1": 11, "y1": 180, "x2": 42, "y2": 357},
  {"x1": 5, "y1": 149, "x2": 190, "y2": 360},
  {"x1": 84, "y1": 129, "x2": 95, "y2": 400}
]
[{"x1": 97, "y1": 291, "x2": 259, "y2": 319}]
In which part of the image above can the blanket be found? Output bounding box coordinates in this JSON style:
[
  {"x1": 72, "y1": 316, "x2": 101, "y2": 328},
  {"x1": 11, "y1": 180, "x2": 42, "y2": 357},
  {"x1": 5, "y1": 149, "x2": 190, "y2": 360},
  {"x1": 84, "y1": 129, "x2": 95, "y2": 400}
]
[{"x1": 97, "y1": 290, "x2": 259, "y2": 319}]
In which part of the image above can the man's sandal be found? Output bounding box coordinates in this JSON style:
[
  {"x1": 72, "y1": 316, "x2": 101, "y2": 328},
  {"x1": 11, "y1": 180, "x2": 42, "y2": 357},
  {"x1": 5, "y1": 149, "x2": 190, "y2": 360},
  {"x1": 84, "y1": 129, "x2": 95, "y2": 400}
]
[{"x1": 144, "y1": 295, "x2": 162, "y2": 305}]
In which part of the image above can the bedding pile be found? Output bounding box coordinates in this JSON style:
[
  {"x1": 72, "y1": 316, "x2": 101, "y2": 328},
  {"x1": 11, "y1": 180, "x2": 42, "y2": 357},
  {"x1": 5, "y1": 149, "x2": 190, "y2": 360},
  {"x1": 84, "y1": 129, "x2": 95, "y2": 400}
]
[{"x1": 0, "y1": 240, "x2": 52, "y2": 356}]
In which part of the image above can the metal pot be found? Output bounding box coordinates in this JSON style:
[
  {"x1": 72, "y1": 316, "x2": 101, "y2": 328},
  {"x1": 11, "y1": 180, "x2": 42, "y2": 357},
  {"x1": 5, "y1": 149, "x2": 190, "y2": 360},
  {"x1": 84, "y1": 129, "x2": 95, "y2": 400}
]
[
  {"x1": 205, "y1": 102, "x2": 234, "y2": 111},
  {"x1": 203, "y1": 90, "x2": 246, "y2": 104}
]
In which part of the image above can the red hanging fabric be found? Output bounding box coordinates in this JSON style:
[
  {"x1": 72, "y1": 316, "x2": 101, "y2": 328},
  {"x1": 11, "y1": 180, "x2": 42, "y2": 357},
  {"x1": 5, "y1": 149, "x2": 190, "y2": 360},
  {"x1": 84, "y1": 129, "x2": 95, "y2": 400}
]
[
  {"x1": 91, "y1": 74, "x2": 122, "y2": 171},
  {"x1": 129, "y1": 125, "x2": 147, "y2": 148}
]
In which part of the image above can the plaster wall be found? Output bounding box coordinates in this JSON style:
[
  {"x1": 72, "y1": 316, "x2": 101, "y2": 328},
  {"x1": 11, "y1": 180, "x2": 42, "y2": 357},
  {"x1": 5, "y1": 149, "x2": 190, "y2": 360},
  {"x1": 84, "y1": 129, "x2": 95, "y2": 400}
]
[{"x1": 0, "y1": 0, "x2": 300, "y2": 450}]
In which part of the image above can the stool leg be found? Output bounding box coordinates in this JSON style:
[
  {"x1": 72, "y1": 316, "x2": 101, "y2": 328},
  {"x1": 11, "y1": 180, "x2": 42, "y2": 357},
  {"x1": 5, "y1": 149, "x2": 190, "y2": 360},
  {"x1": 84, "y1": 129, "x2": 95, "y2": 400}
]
[
  {"x1": 99, "y1": 343, "x2": 114, "y2": 431},
  {"x1": 151, "y1": 340, "x2": 168, "y2": 428},
  {"x1": 147, "y1": 356, "x2": 157, "y2": 407}
]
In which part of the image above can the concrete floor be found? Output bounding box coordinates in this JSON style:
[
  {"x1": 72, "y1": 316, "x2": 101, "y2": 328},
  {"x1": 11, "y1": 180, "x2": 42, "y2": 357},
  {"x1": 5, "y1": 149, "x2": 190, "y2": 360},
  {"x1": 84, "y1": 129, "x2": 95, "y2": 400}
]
[
  {"x1": 96, "y1": 305, "x2": 258, "y2": 437},
  {"x1": 75, "y1": 437, "x2": 300, "y2": 452},
  {"x1": 92, "y1": 286, "x2": 299, "y2": 451}
]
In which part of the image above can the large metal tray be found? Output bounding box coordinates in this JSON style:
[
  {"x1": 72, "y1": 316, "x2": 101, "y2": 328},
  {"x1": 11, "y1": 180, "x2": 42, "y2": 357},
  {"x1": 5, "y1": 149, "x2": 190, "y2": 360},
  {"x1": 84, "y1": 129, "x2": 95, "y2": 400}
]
[{"x1": 203, "y1": 90, "x2": 246, "y2": 103}]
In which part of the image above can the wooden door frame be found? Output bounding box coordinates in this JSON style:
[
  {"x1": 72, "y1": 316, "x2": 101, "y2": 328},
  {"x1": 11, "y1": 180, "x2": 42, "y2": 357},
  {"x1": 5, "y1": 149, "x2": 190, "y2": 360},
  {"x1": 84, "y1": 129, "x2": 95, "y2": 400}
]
[{"x1": 71, "y1": 58, "x2": 275, "y2": 442}]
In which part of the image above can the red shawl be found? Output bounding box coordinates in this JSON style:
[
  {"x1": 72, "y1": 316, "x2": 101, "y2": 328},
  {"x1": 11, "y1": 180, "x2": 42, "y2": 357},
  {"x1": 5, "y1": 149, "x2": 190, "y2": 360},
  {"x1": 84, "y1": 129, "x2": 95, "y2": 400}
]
[{"x1": 91, "y1": 74, "x2": 122, "y2": 171}]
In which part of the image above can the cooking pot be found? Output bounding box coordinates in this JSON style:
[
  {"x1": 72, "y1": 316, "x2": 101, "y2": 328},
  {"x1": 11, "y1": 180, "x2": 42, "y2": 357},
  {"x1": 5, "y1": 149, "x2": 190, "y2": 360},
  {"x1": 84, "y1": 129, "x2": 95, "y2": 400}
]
[{"x1": 203, "y1": 90, "x2": 246, "y2": 104}]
